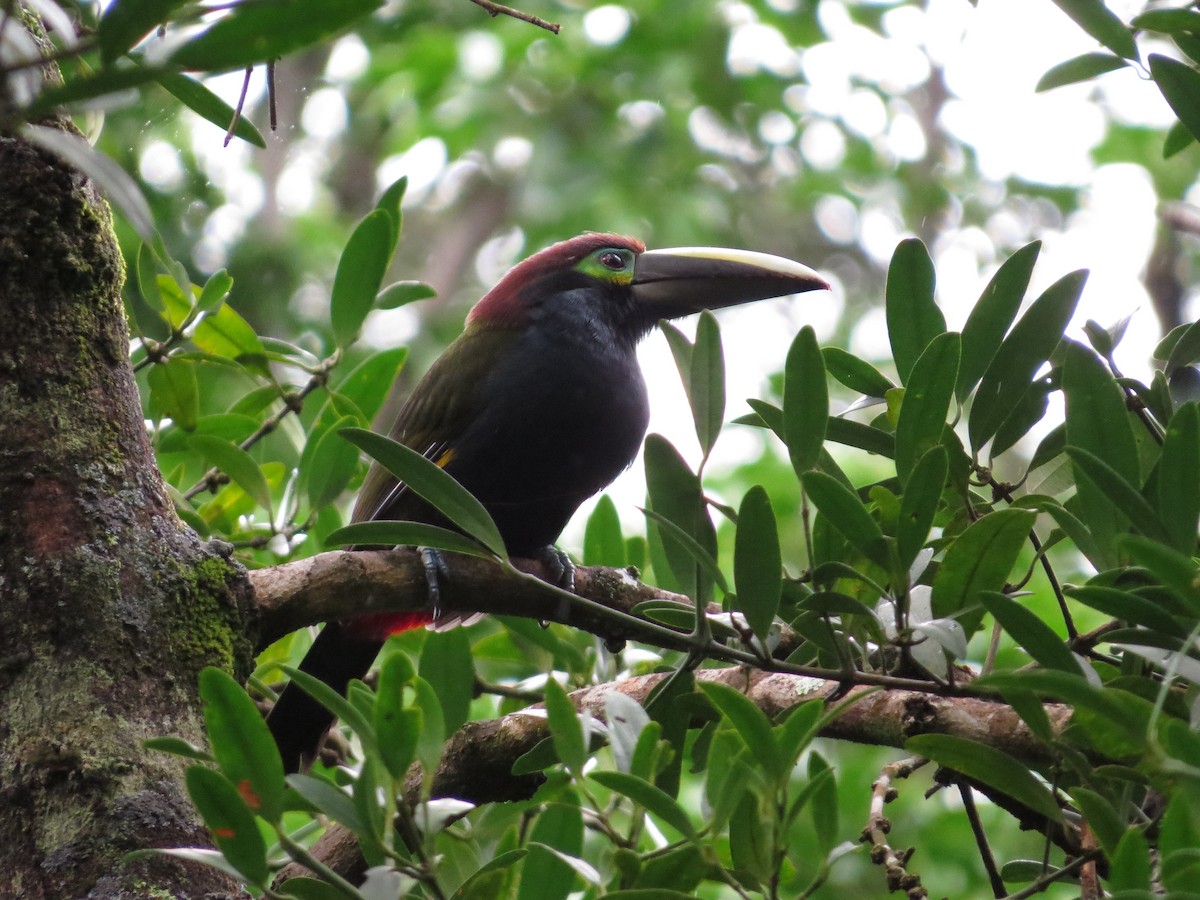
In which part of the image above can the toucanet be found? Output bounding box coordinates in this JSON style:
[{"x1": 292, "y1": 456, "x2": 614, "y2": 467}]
[{"x1": 266, "y1": 232, "x2": 828, "y2": 771}]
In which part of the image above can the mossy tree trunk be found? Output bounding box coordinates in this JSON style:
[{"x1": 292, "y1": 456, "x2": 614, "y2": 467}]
[{"x1": 0, "y1": 125, "x2": 257, "y2": 896}]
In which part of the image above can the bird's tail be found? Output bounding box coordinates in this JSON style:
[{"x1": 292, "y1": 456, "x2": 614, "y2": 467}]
[{"x1": 266, "y1": 621, "x2": 384, "y2": 773}]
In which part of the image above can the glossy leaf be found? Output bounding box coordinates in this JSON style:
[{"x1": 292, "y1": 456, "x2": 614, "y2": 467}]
[
  {"x1": 783, "y1": 325, "x2": 827, "y2": 474},
  {"x1": 979, "y1": 591, "x2": 1080, "y2": 674},
  {"x1": 279, "y1": 663, "x2": 377, "y2": 757},
  {"x1": 801, "y1": 471, "x2": 891, "y2": 570},
  {"x1": 330, "y1": 209, "x2": 394, "y2": 347},
  {"x1": 822, "y1": 347, "x2": 893, "y2": 397},
  {"x1": 334, "y1": 347, "x2": 408, "y2": 424},
  {"x1": 689, "y1": 311, "x2": 725, "y2": 459},
  {"x1": 699, "y1": 681, "x2": 786, "y2": 782},
  {"x1": 1036, "y1": 52, "x2": 1127, "y2": 91},
  {"x1": 304, "y1": 415, "x2": 362, "y2": 509},
  {"x1": 930, "y1": 508, "x2": 1036, "y2": 623},
  {"x1": 734, "y1": 485, "x2": 782, "y2": 644},
  {"x1": 543, "y1": 676, "x2": 587, "y2": 775},
  {"x1": 1066, "y1": 446, "x2": 1167, "y2": 542},
  {"x1": 375, "y1": 653, "x2": 420, "y2": 779},
  {"x1": 192, "y1": 303, "x2": 269, "y2": 376},
  {"x1": 957, "y1": 241, "x2": 1039, "y2": 402},
  {"x1": 190, "y1": 435, "x2": 272, "y2": 515},
  {"x1": 171, "y1": 0, "x2": 383, "y2": 71},
  {"x1": 894, "y1": 331, "x2": 959, "y2": 485},
  {"x1": 1071, "y1": 787, "x2": 1125, "y2": 855},
  {"x1": 885, "y1": 238, "x2": 944, "y2": 383},
  {"x1": 897, "y1": 446, "x2": 947, "y2": 573},
  {"x1": 99, "y1": 0, "x2": 184, "y2": 59},
  {"x1": 1065, "y1": 585, "x2": 1185, "y2": 637},
  {"x1": 1108, "y1": 828, "x2": 1153, "y2": 892},
  {"x1": 286, "y1": 773, "x2": 366, "y2": 833},
  {"x1": 198, "y1": 667, "x2": 284, "y2": 823},
  {"x1": 148, "y1": 356, "x2": 199, "y2": 431},
  {"x1": 518, "y1": 800, "x2": 584, "y2": 900},
  {"x1": 420, "y1": 629, "x2": 473, "y2": 734},
  {"x1": 155, "y1": 72, "x2": 265, "y2": 147},
  {"x1": 341, "y1": 427, "x2": 505, "y2": 557},
  {"x1": 825, "y1": 418, "x2": 895, "y2": 458},
  {"x1": 184, "y1": 766, "x2": 269, "y2": 885},
  {"x1": 1051, "y1": 0, "x2": 1139, "y2": 60},
  {"x1": 905, "y1": 734, "x2": 1063, "y2": 823},
  {"x1": 583, "y1": 494, "x2": 625, "y2": 567},
  {"x1": 590, "y1": 770, "x2": 696, "y2": 838},
  {"x1": 970, "y1": 270, "x2": 1085, "y2": 454},
  {"x1": 376, "y1": 280, "x2": 436, "y2": 309},
  {"x1": 1155, "y1": 402, "x2": 1200, "y2": 552},
  {"x1": 643, "y1": 434, "x2": 715, "y2": 599},
  {"x1": 374, "y1": 175, "x2": 407, "y2": 248},
  {"x1": 1151, "y1": 54, "x2": 1200, "y2": 144},
  {"x1": 1121, "y1": 536, "x2": 1200, "y2": 617}
]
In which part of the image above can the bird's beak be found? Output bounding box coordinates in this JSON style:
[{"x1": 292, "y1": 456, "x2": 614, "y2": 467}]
[{"x1": 631, "y1": 246, "x2": 830, "y2": 319}]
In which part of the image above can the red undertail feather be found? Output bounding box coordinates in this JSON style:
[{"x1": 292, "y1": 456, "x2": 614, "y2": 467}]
[{"x1": 346, "y1": 610, "x2": 436, "y2": 641}]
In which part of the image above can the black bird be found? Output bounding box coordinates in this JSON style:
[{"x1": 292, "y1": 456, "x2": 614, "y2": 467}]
[{"x1": 267, "y1": 232, "x2": 828, "y2": 771}]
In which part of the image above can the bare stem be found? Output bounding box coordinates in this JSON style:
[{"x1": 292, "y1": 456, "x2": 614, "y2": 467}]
[{"x1": 467, "y1": 0, "x2": 560, "y2": 33}]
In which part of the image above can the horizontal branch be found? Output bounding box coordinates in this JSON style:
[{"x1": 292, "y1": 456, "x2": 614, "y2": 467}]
[
  {"x1": 283, "y1": 666, "x2": 1072, "y2": 884},
  {"x1": 250, "y1": 547, "x2": 696, "y2": 650}
]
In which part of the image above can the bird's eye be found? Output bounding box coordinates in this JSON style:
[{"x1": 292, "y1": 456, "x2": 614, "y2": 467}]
[{"x1": 599, "y1": 251, "x2": 627, "y2": 270}]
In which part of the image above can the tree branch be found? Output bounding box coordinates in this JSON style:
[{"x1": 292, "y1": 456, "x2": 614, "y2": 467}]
[
  {"x1": 280, "y1": 666, "x2": 1075, "y2": 884},
  {"x1": 467, "y1": 0, "x2": 560, "y2": 33}
]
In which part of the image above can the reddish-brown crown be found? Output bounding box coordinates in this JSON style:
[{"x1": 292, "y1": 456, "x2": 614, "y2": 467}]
[{"x1": 467, "y1": 233, "x2": 646, "y2": 326}]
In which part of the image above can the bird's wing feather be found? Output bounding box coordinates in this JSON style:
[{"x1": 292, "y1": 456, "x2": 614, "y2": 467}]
[{"x1": 351, "y1": 325, "x2": 515, "y2": 524}]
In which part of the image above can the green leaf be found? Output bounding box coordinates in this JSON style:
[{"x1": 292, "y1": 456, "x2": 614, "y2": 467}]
[
  {"x1": 304, "y1": 415, "x2": 362, "y2": 509},
  {"x1": 148, "y1": 357, "x2": 200, "y2": 431},
  {"x1": 930, "y1": 508, "x2": 1036, "y2": 623},
  {"x1": 734, "y1": 486, "x2": 783, "y2": 644},
  {"x1": 957, "y1": 241, "x2": 1039, "y2": 402},
  {"x1": 801, "y1": 471, "x2": 891, "y2": 570},
  {"x1": 376, "y1": 280, "x2": 436, "y2": 309},
  {"x1": 886, "y1": 238, "x2": 944, "y2": 383},
  {"x1": 590, "y1": 770, "x2": 697, "y2": 838},
  {"x1": 192, "y1": 303, "x2": 269, "y2": 376},
  {"x1": 808, "y1": 751, "x2": 838, "y2": 853},
  {"x1": 142, "y1": 736, "x2": 213, "y2": 762},
  {"x1": 1065, "y1": 585, "x2": 1186, "y2": 637},
  {"x1": 584, "y1": 495, "x2": 625, "y2": 567},
  {"x1": 334, "y1": 347, "x2": 408, "y2": 424},
  {"x1": 1108, "y1": 828, "x2": 1152, "y2": 892},
  {"x1": 689, "y1": 311, "x2": 726, "y2": 459},
  {"x1": 894, "y1": 332, "x2": 959, "y2": 485},
  {"x1": 1151, "y1": 54, "x2": 1200, "y2": 143},
  {"x1": 420, "y1": 629, "x2": 473, "y2": 734},
  {"x1": 783, "y1": 325, "x2": 828, "y2": 474},
  {"x1": 99, "y1": 0, "x2": 185, "y2": 62},
  {"x1": 1050, "y1": 0, "x2": 1139, "y2": 60},
  {"x1": 184, "y1": 766, "x2": 269, "y2": 885},
  {"x1": 897, "y1": 446, "x2": 947, "y2": 573},
  {"x1": 374, "y1": 652, "x2": 420, "y2": 779},
  {"x1": 196, "y1": 270, "x2": 234, "y2": 316},
  {"x1": 171, "y1": 0, "x2": 384, "y2": 71},
  {"x1": 453, "y1": 849, "x2": 530, "y2": 899},
  {"x1": 699, "y1": 681, "x2": 786, "y2": 783},
  {"x1": 1062, "y1": 341, "x2": 1139, "y2": 483},
  {"x1": 643, "y1": 435, "x2": 715, "y2": 599},
  {"x1": 978, "y1": 592, "x2": 1080, "y2": 674},
  {"x1": 190, "y1": 435, "x2": 273, "y2": 515},
  {"x1": 1134, "y1": 9, "x2": 1200, "y2": 34},
  {"x1": 821, "y1": 347, "x2": 893, "y2": 397},
  {"x1": 374, "y1": 175, "x2": 408, "y2": 249},
  {"x1": 26, "y1": 65, "x2": 162, "y2": 119},
  {"x1": 1121, "y1": 535, "x2": 1200, "y2": 617},
  {"x1": 905, "y1": 734, "x2": 1063, "y2": 823},
  {"x1": 1036, "y1": 52, "x2": 1127, "y2": 91},
  {"x1": 518, "y1": 801, "x2": 584, "y2": 900},
  {"x1": 1070, "y1": 787, "x2": 1125, "y2": 855},
  {"x1": 1066, "y1": 446, "x2": 1167, "y2": 542},
  {"x1": 825, "y1": 418, "x2": 895, "y2": 458},
  {"x1": 340, "y1": 428, "x2": 506, "y2": 557},
  {"x1": 286, "y1": 773, "x2": 366, "y2": 833},
  {"x1": 330, "y1": 209, "x2": 395, "y2": 347},
  {"x1": 969, "y1": 270, "x2": 1086, "y2": 454},
  {"x1": 412, "y1": 676, "x2": 446, "y2": 772},
  {"x1": 1164, "y1": 119, "x2": 1196, "y2": 157},
  {"x1": 326, "y1": 520, "x2": 490, "y2": 557},
  {"x1": 198, "y1": 667, "x2": 285, "y2": 823},
  {"x1": 279, "y1": 663, "x2": 377, "y2": 757},
  {"x1": 640, "y1": 508, "x2": 729, "y2": 597},
  {"x1": 276, "y1": 876, "x2": 355, "y2": 899},
  {"x1": 154, "y1": 72, "x2": 265, "y2": 147},
  {"x1": 543, "y1": 677, "x2": 587, "y2": 775},
  {"x1": 1160, "y1": 796, "x2": 1200, "y2": 893},
  {"x1": 1156, "y1": 403, "x2": 1200, "y2": 553}
]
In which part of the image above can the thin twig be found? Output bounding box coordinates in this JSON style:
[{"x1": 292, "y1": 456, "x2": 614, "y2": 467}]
[
  {"x1": 958, "y1": 781, "x2": 1006, "y2": 898},
  {"x1": 267, "y1": 59, "x2": 277, "y2": 131},
  {"x1": 224, "y1": 64, "x2": 253, "y2": 147},
  {"x1": 1001, "y1": 850, "x2": 1103, "y2": 900},
  {"x1": 467, "y1": 0, "x2": 560, "y2": 33}
]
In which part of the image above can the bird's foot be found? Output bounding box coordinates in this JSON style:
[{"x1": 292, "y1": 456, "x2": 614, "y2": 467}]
[
  {"x1": 534, "y1": 545, "x2": 576, "y2": 593},
  {"x1": 420, "y1": 546, "x2": 450, "y2": 611}
]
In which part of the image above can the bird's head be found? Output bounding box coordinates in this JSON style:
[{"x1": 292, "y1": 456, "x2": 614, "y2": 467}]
[{"x1": 466, "y1": 232, "x2": 829, "y2": 335}]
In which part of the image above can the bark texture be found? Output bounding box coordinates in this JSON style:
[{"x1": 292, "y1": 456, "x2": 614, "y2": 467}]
[{"x1": 0, "y1": 128, "x2": 255, "y2": 896}]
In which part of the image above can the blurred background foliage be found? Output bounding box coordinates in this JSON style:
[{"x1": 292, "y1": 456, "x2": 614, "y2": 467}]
[{"x1": 11, "y1": 0, "x2": 1200, "y2": 896}]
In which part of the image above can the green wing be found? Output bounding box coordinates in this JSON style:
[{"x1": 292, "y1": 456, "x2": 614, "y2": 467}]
[{"x1": 351, "y1": 324, "x2": 515, "y2": 523}]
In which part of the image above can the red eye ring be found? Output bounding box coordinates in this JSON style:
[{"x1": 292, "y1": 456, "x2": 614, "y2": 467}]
[{"x1": 599, "y1": 251, "x2": 626, "y2": 270}]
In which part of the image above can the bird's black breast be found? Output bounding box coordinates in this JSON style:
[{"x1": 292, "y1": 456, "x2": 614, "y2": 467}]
[{"x1": 444, "y1": 311, "x2": 650, "y2": 555}]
